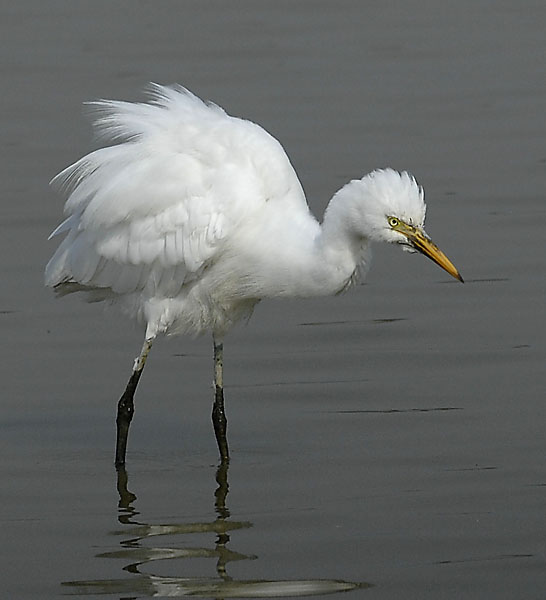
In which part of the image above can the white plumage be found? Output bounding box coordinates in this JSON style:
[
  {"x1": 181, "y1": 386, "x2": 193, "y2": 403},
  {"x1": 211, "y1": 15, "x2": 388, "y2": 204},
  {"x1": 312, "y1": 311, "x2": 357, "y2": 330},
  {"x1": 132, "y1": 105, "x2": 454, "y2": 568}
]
[
  {"x1": 46, "y1": 84, "x2": 462, "y2": 465},
  {"x1": 46, "y1": 85, "x2": 313, "y2": 337}
]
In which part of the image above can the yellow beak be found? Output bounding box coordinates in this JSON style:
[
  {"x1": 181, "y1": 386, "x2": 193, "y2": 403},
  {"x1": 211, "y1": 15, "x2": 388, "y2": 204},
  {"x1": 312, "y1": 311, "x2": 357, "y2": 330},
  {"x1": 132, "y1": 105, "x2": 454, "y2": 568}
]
[{"x1": 397, "y1": 223, "x2": 463, "y2": 282}]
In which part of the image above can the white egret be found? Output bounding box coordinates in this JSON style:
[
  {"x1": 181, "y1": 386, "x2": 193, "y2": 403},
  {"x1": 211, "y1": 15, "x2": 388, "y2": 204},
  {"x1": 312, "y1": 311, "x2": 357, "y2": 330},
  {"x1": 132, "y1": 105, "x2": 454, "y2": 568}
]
[{"x1": 45, "y1": 84, "x2": 463, "y2": 466}]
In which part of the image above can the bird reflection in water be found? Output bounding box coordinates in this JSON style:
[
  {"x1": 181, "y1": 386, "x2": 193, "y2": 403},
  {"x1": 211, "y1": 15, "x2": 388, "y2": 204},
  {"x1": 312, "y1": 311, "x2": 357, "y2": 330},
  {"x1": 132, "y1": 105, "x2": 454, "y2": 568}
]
[{"x1": 62, "y1": 462, "x2": 368, "y2": 597}]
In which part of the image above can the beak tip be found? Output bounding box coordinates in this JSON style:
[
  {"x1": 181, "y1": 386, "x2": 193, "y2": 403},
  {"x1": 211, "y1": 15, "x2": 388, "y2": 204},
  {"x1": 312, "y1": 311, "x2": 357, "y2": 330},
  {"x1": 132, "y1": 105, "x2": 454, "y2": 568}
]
[{"x1": 403, "y1": 227, "x2": 463, "y2": 284}]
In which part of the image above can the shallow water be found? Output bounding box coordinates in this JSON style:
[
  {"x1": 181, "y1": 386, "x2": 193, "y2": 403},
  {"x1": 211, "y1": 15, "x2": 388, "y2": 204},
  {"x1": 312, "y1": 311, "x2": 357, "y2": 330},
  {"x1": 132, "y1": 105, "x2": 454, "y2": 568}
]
[{"x1": 2, "y1": 1, "x2": 545, "y2": 598}]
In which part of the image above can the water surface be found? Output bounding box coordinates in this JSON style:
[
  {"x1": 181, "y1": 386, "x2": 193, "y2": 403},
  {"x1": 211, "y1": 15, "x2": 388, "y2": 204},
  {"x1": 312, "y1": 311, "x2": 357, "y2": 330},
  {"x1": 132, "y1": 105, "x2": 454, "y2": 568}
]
[{"x1": 2, "y1": 1, "x2": 545, "y2": 598}]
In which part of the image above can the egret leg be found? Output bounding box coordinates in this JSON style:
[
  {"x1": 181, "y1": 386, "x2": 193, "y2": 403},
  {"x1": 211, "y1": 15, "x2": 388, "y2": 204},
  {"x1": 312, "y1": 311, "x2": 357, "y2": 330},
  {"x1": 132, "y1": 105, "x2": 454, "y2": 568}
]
[
  {"x1": 212, "y1": 336, "x2": 229, "y2": 461},
  {"x1": 115, "y1": 337, "x2": 154, "y2": 467}
]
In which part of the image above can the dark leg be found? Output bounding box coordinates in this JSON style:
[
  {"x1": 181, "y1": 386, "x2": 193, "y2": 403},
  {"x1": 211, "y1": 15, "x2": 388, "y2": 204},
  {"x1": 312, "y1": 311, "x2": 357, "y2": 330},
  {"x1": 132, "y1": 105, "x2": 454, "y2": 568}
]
[
  {"x1": 212, "y1": 336, "x2": 229, "y2": 461},
  {"x1": 116, "y1": 464, "x2": 137, "y2": 510},
  {"x1": 213, "y1": 385, "x2": 229, "y2": 461},
  {"x1": 115, "y1": 337, "x2": 154, "y2": 467},
  {"x1": 115, "y1": 370, "x2": 141, "y2": 467}
]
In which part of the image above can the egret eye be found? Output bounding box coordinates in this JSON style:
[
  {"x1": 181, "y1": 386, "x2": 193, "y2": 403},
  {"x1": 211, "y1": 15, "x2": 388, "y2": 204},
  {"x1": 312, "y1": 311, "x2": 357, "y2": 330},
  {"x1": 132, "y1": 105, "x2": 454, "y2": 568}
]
[{"x1": 388, "y1": 217, "x2": 399, "y2": 228}]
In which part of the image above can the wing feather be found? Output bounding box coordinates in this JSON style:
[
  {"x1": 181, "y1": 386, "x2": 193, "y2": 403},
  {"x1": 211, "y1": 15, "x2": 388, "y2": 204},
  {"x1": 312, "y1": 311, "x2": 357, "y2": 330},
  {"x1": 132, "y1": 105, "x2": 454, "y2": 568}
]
[{"x1": 46, "y1": 84, "x2": 309, "y2": 302}]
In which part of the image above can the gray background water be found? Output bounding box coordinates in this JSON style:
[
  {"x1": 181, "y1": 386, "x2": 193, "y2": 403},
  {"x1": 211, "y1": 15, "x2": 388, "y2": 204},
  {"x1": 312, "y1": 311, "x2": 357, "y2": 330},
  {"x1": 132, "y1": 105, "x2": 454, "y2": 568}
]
[{"x1": 2, "y1": 1, "x2": 545, "y2": 598}]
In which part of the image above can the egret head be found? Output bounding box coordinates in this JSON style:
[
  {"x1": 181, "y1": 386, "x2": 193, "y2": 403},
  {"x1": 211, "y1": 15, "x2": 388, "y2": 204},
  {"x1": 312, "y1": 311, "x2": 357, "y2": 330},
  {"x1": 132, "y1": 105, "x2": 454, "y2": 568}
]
[{"x1": 346, "y1": 168, "x2": 463, "y2": 282}]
